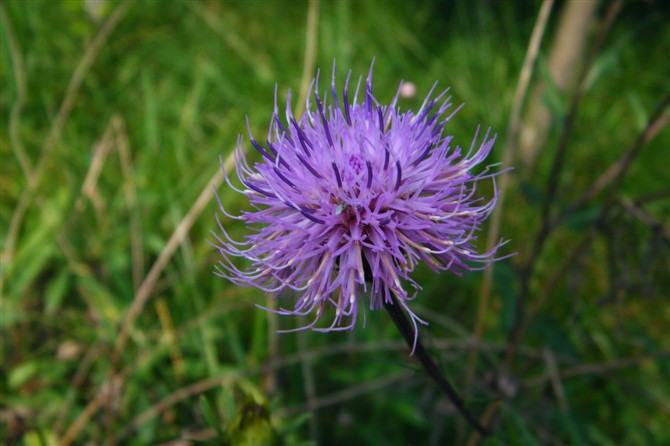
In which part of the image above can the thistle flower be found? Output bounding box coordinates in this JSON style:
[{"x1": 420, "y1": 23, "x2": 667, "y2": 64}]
[{"x1": 213, "y1": 62, "x2": 504, "y2": 347}]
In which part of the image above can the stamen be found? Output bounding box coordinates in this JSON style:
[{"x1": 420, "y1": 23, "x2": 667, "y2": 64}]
[
  {"x1": 290, "y1": 117, "x2": 314, "y2": 154},
  {"x1": 343, "y1": 70, "x2": 352, "y2": 126},
  {"x1": 297, "y1": 153, "x2": 322, "y2": 179},
  {"x1": 315, "y1": 90, "x2": 334, "y2": 148},
  {"x1": 274, "y1": 167, "x2": 298, "y2": 190},
  {"x1": 266, "y1": 140, "x2": 290, "y2": 169},
  {"x1": 332, "y1": 162, "x2": 342, "y2": 187},
  {"x1": 242, "y1": 180, "x2": 275, "y2": 198},
  {"x1": 395, "y1": 161, "x2": 402, "y2": 191},
  {"x1": 264, "y1": 138, "x2": 278, "y2": 156},
  {"x1": 331, "y1": 60, "x2": 339, "y2": 112},
  {"x1": 274, "y1": 114, "x2": 293, "y2": 146},
  {"x1": 365, "y1": 58, "x2": 375, "y2": 114},
  {"x1": 248, "y1": 136, "x2": 274, "y2": 162},
  {"x1": 377, "y1": 106, "x2": 384, "y2": 134},
  {"x1": 300, "y1": 210, "x2": 325, "y2": 224},
  {"x1": 411, "y1": 142, "x2": 433, "y2": 166},
  {"x1": 384, "y1": 145, "x2": 390, "y2": 170}
]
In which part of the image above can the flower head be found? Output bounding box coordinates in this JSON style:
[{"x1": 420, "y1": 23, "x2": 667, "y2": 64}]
[{"x1": 213, "y1": 62, "x2": 505, "y2": 344}]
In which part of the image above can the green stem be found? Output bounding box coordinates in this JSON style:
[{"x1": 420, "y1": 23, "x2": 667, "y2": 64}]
[{"x1": 383, "y1": 295, "x2": 490, "y2": 437}]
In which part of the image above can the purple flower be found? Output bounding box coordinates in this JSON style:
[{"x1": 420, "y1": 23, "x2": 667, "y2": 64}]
[{"x1": 213, "y1": 62, "x2": 504, "y2": 344}]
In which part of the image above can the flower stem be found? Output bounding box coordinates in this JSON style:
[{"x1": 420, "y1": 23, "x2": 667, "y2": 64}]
[{"x1": 383, "y1": 295, "x2": 490, "y2": 437}]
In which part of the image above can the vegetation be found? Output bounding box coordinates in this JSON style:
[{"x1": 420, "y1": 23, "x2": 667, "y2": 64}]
[{"x1": 2, "y1": 1, "x2": 668, "y2": 445}]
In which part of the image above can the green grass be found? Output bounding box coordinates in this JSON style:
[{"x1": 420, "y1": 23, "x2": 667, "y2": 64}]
[{"x1": 1, "y1": 1, "x2": 669, "y2": 445}]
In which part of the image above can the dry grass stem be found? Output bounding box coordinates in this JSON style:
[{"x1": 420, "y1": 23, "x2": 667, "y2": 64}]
[
  {"x1": 52, "y1": 343, "x2": 101, "y2": 437},
  {"x1": 116, "y1": 337, "x2": 526, "y2": 441},
  {"x1": 1, "y1": 5, "x2": 31, "y2": 178},
  {"x1": 77, "y1": 120, "x2": 116, "y2": 219},
  {"x1": 509, "y1": 0, "x2": 623, "y2": 355},
  {"x1": 156, "y1": 298, "x2": 186, "y2": 382},
  {"x1": 283, "y1": 371, "x2": 415, "y2": 417},
  {"x1": 60, "y1": 144, "x2": 238, "y2": 445},
  {"x1": 2, "y1": 0, "x2": 133, "y2": 268},
  {"x1": 296, "y1": 0, "x2": 320, "y2": 117},
  {"x1": 619, "y1": 197, "x2": 670, "y2": 240},
  {"x1": 543, "y1": 348, "x2": 569, "y2": 413},
  {"x1": 523, "y1": 349, "x2": 670, "y2": 388},
  {"x1": 112, "y1": 148, "x2": 239, "y2": 361},
  {"x1": 59, "y1": 392, "x2": 107, "y2": 446},
  {"x1": 114, "y1": 116, "x2": 145, "y2": 292},
  {"x1": 190, "y1": 2, "x2": 270, "y2": 81},
  {"x1": 466, "y1": 0, "x2": 556, "y2": 389},
  {"x1": 519, "y1": 0, "x2": 601, "y2": 169},
  {"x1": 564, "y1": 113, "x2": 668, "y2": 216},
  {"x1": 294, "y1": 2, "x2": 321, "y2": 437}
]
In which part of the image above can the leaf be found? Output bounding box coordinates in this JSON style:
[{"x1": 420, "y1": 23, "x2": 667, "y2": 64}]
[
  {"x1": 495, "y1": 262, "x2": 518, "y2": 335},
  {"x1": 45, "y1": 270, "x2": 69, "y2": 314},
  {"x1": 200, "y1": 394, "x2": 226, "y2": 440},
  {"x1": 9, "y1": 361, "x2": 38, "y2": 389},
  {"x1": 77, "y1": 276, "x2": 121, "y2": 329},
  {"x1": 538, "y1": 56, "x2": 567, "y2": 119},
  {"x1": 529, "y1": 314, "x2": 580, "y2": 359},
  {"x1": 557, "y1": 411, "x2": 588, "y2": 446},
  {"x1": 560, "y1": 204, "x2": 602, "y2": 230},
  {"x1": 501, "y1": 407, "x2": 543, "y2": 446},
  {"x1": 584, "y1": 48, "x2": 620, "y2": 91},
  {"x1": 626, "y1": 91, "x2": 648, "y2": 132}
]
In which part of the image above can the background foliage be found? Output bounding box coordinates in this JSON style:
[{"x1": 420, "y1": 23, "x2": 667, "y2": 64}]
[{"x1": 1, "y1": 1, "x2": 669, "y2": 445}]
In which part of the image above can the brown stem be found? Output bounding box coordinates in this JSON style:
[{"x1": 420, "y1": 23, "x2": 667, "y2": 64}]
[{"x1": 509, "y1": 0, "x2": 623, "y2": 349}]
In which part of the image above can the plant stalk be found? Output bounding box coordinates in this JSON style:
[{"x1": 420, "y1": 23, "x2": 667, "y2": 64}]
[{"x1": 383, "y1": 295, "x2": 490, "y2": 437}]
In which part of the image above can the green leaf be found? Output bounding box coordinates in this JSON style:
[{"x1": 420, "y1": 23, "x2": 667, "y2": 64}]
[
  {"x1": 200, "y1": 394, "x2": 226, "y2": 440},
  {"x1": 502, "y1": 407, "x2": 542, "y2": 446},
  {"x1": 557, "y1": 411, "x2": 588, "y2": 446},
  {"x1": 626, "y1": 91, "x2": 648, "y2": 132},
  {"x1": 538, "y1": 56, "x2": 567, "y2": 118},
  {"x1": 9, "y1": 361, "x2": 38, "y2": 389},
  {"x1": 77, "y1": 276, "x2": 121, "y2": 329},
  {"x1": 495, "y1": 262, "x2": 518, "y2": 335},
  {"x1": 560, "y1": 205, "x2": 602, "y2": 230},
  {"x1": 529, "y1": 314, "x2": 580, "y2": 359},
  {"x1": 585, "y1": 48, "x2": 620, "y2": 91},
  {"x1": 45, "y1": 269, "x2": 69, "y2": 314}
]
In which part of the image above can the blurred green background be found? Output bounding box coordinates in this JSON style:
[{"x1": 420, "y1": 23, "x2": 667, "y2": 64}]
[{"x1": 1, "y1": 1, "x2": 669, "y2": 445}]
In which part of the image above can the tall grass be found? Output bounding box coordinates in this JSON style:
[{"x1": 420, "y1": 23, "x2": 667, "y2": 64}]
[{"x1": 1, "y1": 1, "x2": 668, "y2": 445}]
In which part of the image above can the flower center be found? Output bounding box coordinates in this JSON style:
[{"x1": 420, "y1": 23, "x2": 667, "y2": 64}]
[{"x1": 347, "y1": 153, "x2": 365, "y2": 176}]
